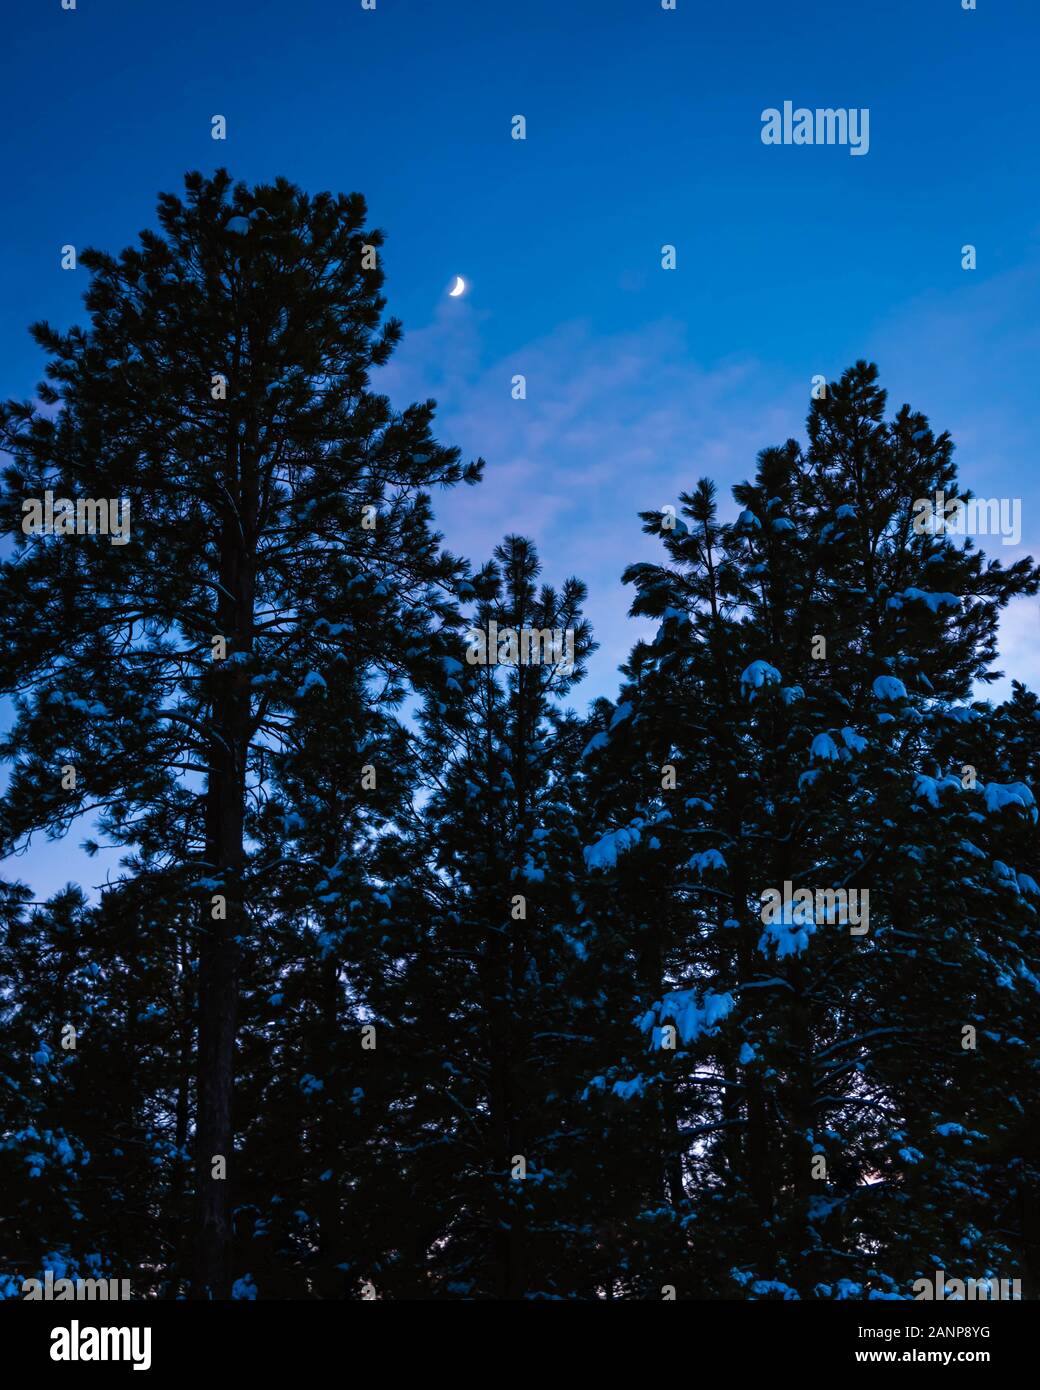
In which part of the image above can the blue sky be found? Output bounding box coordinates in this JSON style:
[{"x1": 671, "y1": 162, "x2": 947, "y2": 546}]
[{"x1": 2, "y1": 0, "x2": 1039, "y2": 893}]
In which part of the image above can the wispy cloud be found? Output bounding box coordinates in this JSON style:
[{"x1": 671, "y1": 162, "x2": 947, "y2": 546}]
[
  {"x1": 382, "y1": 260, "x2": 1040, "y2": 705},
  {"x1": 380, "y1": 307, "x2": 803, "y2": 697}
]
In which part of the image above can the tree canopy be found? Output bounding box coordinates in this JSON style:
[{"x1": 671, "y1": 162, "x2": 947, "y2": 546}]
[{"x1": 2, "y1": 178, "x2": 1038, "y2": 1301}]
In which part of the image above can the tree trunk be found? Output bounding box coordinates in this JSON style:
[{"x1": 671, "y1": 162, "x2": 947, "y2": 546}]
[
  {"x1": 192, "y1": 489, "x2": 255, "y2": 1297},
  {"x1": 193, "y1": 766, "x2": 243, "y2": 1298}
]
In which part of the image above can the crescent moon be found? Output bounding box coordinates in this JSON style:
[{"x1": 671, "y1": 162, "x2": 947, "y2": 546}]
[{"x1": 448, "y1": 275, "x2": 466, "y2": 297}]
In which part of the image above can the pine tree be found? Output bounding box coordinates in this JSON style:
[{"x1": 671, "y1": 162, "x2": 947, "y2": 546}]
[
  {"x1": 579, "y1": 363, "x2": 1040, "y2": 1297},
  {"x1": 374, "y1": 535, "x2": 597, "y2": 1297},
  {"x1": 0, "y1": 170, "x2": 482, "y2": 1296}
]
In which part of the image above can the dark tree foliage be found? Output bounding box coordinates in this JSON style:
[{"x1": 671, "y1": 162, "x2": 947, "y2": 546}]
[
  {"x1": 578, "y1": 364, "x2": 1040, "y2": 1298},
  {"x1": 1, "y1": 184, "x2": 1037, "y2": 1303},
  {"x1": 0, "y1": 171, "x2": 481, "y2": 1297}
]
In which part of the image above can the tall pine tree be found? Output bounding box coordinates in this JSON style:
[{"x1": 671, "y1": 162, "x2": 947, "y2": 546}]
[{"x1": 0, "y1": 170, "x2": 481, "y2": 1296}]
